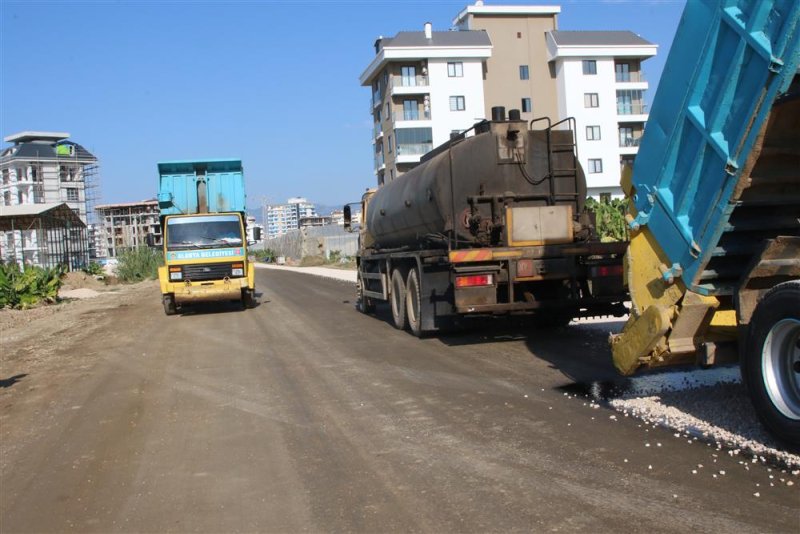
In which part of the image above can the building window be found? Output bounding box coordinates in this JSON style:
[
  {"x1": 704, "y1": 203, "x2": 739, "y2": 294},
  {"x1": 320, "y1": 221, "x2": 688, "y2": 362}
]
[
  {"x1": 615, "y1": 62, "x2": 631, "y2": 82},
  {"x1": 401, "y1": 65, "x2": 417, "y2": 87},
  {"x1": 588, "y1": 159, "x2": 603, "y2": 174},
  {"x1": 586, "y1": 126, "x2": 601, "y2": 141},
  {"x1": 66, "y1": 188, "x2": 79, "y2": 201},
  {"x1": 403, "y1": 100, "x2": 419, "y2": 120},
  {"x1": 447, "y1": 62, "x2": 463, "y2": 77},
  {"x1": 617, "y1": 90, "x2": 645, "y2": 114},
  {"x1": 519, "y1": 65, "x2": 529, "y2": 80},
  {"x1": 583, "y1": 60, "x2": 597, "y2": 75},
  {"x1": 584, "y1": 93, "x2": 599, "y2": 108},
  {"x1": 449, "y1": 96, "x2": 465, "y2": 111},
  {"x1": 521, "y1": 98, "x2": 532, "y2": 113},
  {"x1": 517, "y1": 32, "x2": 522, "y2": 38},
  {"x1": 387, "y1": 135, "x2": 392, "y2": 153}
]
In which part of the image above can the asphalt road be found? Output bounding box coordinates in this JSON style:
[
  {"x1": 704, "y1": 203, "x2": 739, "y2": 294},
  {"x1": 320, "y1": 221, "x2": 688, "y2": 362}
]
[{"x1": 1, "y1": 269, "x2": 798, "y2": 532}]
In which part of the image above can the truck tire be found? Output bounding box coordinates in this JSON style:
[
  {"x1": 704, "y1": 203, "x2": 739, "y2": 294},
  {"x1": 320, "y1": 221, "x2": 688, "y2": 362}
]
[
  {"x1": 406, "y1": 267, "x2": 425, "y2": 337},
  {"x1": 356, "y1": 274, "x2": 375, "y2": 314},
  {"x1": 163, "y1": 295, "x2": 177, "y2": 316},
  {"x1": 242, "y1": 288, "x2": 256, "y2": 309},
  {"x1": 390, "y1": 268, "x2": 408, "y2": 330},
  {"x1": 742, "y1": 280, "x2": 800, "y2": 446}
]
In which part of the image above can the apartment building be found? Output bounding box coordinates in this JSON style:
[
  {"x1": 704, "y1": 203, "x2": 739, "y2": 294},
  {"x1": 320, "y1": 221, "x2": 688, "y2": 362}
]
[
  {"x1": 453, "y1": 2, "x2": 561, "y2": 123},
  {"x1": 246, "y1": 216, "x2": 264, "y2": 243},
  {"x1": 95, "y1": 199, "x2": 161, "y2": 257},
  {"x1": 0, "y1": 131, "x2": 98, "y2": 268},
  {"x1": 266, "y1": 197, "x2": 317, "y2": 238},
  {"x1": 546, "y1": 30, "x2": 657, "y2": 197},
  {"x1": 360, "y1": 23, "x2": 492, "y2": 185}
]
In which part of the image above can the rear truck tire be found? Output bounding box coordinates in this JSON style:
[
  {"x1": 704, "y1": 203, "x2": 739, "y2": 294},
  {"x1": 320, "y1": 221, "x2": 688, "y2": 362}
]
[
  {"x1": 163, "y1": 294, "x2": 177, "y2": 316},
  {"x1": 242, "y1": 288, "x2": 256, "y2": 309},
  {"x1": 356, "y1": 274, "x2": 375, "y2": 314},
  {"x1": 406, "y1": 267, "x2": 425, "y2": 337},
  {"x1": 742, "y1": 280, "x2": 800, "y2": 446},
  {"x1": 390, "y1": 268, "x2": 408, "y2": 330}
]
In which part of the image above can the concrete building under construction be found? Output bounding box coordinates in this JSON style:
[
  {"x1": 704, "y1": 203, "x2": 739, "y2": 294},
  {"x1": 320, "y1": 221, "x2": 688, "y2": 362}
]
[
  {"x1": 0, "y1": 131, "x2": 99, "y2": 269},
  {"x1": 95, "y1": 199, "x2": 161, "y2": 258}
]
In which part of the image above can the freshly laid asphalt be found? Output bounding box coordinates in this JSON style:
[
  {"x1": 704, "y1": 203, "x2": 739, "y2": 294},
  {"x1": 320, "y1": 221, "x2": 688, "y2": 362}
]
[{"x1": 1, "y1": 269, "x2": 797, "y2": 532}]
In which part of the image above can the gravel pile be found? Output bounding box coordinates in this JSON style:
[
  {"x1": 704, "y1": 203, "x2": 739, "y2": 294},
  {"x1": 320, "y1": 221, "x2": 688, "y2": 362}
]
[{"x1": 606, "y1": 367, "x2": 800, "y2": 469}]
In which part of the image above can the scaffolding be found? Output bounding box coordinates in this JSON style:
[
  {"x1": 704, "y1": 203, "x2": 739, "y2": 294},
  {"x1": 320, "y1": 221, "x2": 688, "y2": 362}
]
[{"x1": 0, "y1": 203, "x2": 88, "y2": 270}]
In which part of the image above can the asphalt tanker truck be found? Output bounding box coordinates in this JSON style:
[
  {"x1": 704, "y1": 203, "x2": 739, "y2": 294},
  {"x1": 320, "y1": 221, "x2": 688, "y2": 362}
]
[
  {"x1": 345, "y1": 109, "x2": 629, "y2": 336},
  {"x1": 609, "y1": 0, "x2": 799, "y2": 444}
]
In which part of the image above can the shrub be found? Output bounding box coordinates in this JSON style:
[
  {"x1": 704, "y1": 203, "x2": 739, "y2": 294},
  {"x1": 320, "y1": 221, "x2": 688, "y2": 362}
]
[
  {"x1": 0, "y1": 263, "x2": 65, "y2": 309},
  {"x1": 116, "y1": 247, "x2": 163, "y2": 283},
  {"x1": 585, "y1": 197, "x2": 629, "y2": 242},
  {"x1": 251, "y1": 248, "x2": 276, "y2": 262},
  {"x1": 82, "y1": 261, "x2": 104, "y2": 276}
]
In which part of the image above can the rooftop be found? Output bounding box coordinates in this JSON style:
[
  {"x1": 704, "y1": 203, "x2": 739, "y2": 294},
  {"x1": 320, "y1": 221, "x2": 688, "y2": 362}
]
[
  {"x1": 95, "y1": 199, "x2": 159, "y2": 210},
  {"x1": 454, "y1": 2, "x2": 561, "y2": 26},
  {"x1": 548, "y1": 30, "x2": 654, "y2": 47},
  {"x1": 4, "y1": 131, "x2": 70, "y2": 144},
  {"x1": 0, "y1": 202, "x2": 86, "y2": 230},
  {"x1": 380, "y1": 30, "x2": 492, "y2": 49}
]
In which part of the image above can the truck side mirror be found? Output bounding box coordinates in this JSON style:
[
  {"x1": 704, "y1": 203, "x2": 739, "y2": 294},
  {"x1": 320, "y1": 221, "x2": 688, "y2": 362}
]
[
  {"x1": 343, "y1": 205, "x2": 352, "y2": 232},
  {"x1": 253, "y1": 227, "x2": 262, "y2": 242}
]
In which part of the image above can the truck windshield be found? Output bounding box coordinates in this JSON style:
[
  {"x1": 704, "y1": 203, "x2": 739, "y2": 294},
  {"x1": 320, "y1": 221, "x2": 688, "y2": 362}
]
[{"x1": 166, "y1": 215, "x2": 243, "y2": 250}]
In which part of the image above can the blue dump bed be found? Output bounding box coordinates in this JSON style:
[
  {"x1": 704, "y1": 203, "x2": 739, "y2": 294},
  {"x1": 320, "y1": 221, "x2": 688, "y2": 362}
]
[
  {"x1": 628, "y1": 0, "x2": 800, "y2": 295},
  {"x1": 157, "y1": 159, "x2": 246, "y2": 216}
]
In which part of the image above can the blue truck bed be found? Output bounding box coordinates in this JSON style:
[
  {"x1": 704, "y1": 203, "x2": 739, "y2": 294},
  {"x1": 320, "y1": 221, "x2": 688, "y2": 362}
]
[{"x1": 157, "y1": 159, "x2": 246, "y2": 216}]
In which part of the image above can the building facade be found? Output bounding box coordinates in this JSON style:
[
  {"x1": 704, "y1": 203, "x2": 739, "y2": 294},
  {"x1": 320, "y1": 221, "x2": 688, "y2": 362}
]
[
  {"x1": 546, "y1": 30, "x2": 657, "y2": 197},
  {"x1": 266, "y1": 197, "x2": 317, "y2": 238},
  {"x1": 1, "y1": 131, "x2": 98, "y2": 268},
  {"x1": 95, "y1": 199, "x2": 161, "y2": 257},
  {"x1": 453, "y1": 2, "x2": 561, "y2": 123},
  {"x1": 360, "y1": 23, "x2": 492, "y2": 185}
]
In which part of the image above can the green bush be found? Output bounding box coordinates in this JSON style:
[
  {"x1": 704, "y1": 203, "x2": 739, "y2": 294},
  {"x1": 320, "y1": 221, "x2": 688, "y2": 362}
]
[
  {"x1": 0, "y1": 263, "x2": 65, "y2": 309},
  {"x1": 251, "y1": 248, "x2": 276, "y2": 262},
  {"x1": 82, "y1": 261, "x2": 104, "y2": 276},
  {"x1": 585, "y1": 197, "x2": 629, "y2": 242},
  {"x1": 116, "y1": 247, "x2": 163, "y2": 283}
]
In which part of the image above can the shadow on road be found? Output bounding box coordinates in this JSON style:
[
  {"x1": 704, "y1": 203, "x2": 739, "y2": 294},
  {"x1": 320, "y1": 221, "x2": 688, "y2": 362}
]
[{"x1": 0, "y1": 374, "x2": 28, "y2": 389}]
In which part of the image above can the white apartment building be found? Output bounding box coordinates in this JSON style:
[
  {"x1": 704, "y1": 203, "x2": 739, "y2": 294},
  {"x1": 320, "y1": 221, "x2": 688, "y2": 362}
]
[
  {"x1": 1, "y1": 131, "x2": 98, "y2": 268},
  {"x1": 266, "y1": 197, "x2": 317, "y2": 238},
  {"x1": 95, "y1": 199, "x2": 161, "y2": 257},
  {"x1": 546, "y1": 30, "x2": 657, "y2": 198},
  {"x1": 360, "y1": 23, "x2": 492, "y2": 185},
  {"x1": 246, "y1": 216, "x2": 264, "y2": 243}
]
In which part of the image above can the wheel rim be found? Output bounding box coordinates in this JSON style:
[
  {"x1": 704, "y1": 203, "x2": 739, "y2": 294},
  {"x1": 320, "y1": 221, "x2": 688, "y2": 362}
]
[
  {"x1": 408, "y1": 274, "x2": 419, "y2": 327},
  {"x1": 391, "y1": 276, "x2": 402, "y2": 318},
  {"x1": 761, "y1": 318, "x2": 800, "y2": 420}
]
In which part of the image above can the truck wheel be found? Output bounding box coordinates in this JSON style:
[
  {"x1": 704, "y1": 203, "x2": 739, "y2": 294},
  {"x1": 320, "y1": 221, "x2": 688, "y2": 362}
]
[
  {"x1": 742, "y1": 280, "x2": 800, "y2": 445},
  {"x1": 390, "y1": 268, "x2": 408, "y2": 330},
  {"x1": 163, "y1": 295, "x2": 177, "y2": 316},
  {"x1": 406, "y1": 268, "x2": 426, "y2": 337},
  {"x1": 242, "y1": 288, "x2": 256, "y2": 309},
  {"x1": 356, "y1": 274, "x2": 375, "y2": 314}
]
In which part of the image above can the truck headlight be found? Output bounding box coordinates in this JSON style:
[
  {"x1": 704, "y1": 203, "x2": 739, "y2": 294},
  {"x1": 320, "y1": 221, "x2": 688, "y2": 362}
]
[
  {"x1": 169, "y1": 269, "x2": 183, "y2": 280},
  {"x1": 231, "y1": 268, "x2": 244, "y2": 277}
]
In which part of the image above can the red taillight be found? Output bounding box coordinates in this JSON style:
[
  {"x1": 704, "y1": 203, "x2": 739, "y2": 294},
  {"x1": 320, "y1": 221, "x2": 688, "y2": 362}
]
[
  {"x1": 591, "y1": 264, "x2": 623, "y2": 277},
  {"x1": 455, "y1": 274, "x2": 494, "y2": 288}
]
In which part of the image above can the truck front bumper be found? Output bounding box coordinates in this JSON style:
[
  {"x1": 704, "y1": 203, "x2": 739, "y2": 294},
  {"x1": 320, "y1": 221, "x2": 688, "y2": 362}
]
[{"x1": 168, "y1": 278, "x2": 249, "y2": 304}]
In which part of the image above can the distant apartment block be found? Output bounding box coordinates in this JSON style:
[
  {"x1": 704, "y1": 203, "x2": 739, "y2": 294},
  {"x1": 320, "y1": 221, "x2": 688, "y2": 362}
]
[
  {"x1": 360, "y1": 22, "x2": 491, "y2": 185},
  {"x1": 453, "y1": 2, "x2": 561, "y2": 123},
  {"x1": 266, "y1": 197, "x2": 317, "y2": 238},
  {"x1": 547, "y1": 30, "x2": 657, "y2": 197},
  {"x1": 95, "y1": 199, "x2": 161, "y2": 257},
  {"x1": 0, "y1": 131, "x2": 98, "y2": 268},
  {"x1": 246, "y1": 216, "x2": 264, "y2": 243}
]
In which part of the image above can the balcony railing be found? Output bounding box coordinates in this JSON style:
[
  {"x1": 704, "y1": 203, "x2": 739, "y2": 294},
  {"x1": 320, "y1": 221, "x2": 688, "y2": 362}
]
[
  {"x1": 373, "y1": 123, "x2": 383, "y2": 138},
  {"x1": 396, "y1": 143, "x2": 432, "y2": 156},
  {"x1": 390, "y1": 75, "x2": 429, "y2": 89},
  {"x1": 392, "y1": 109, "x2": 431, "y2": 122},
  {"x1": 374, "y1": 153, "x2": 385, "y2": 169},
  {"x1": 372, "y1": 91, "x2": 382, "y2": 108},
  {"x1": 617, "y1": 103, "x2": 648, "y2": 115},
  {"x1": 615, "y1": 71, "x2": 646, "y2": 83},
  {"x1": 619, "y1": 137, "x2": 642, "y2": 148}
]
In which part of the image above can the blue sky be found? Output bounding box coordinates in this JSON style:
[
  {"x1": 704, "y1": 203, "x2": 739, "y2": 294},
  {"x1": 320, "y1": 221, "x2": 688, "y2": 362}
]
[{"x1": 1, "y1": 0, "x2": 685, "y2": 212}]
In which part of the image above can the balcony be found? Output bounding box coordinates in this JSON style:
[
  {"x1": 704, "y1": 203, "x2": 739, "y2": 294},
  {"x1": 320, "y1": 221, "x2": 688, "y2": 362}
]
[
  {"x1": 619, "y1": 137, "x2": 642, "y2": 148},
  {"x1": 373, "y1": 123, "x2": 383, "y2": 139},
  {"x1": 392, "y1": 109, "x2": 432, "y2": 126},
  {"x1": 390, "y1": 75, "x2": 429, "y2": 95},
  {"x1": 395, "y1": 143, "x2": 432, "y2": 163},
  {"x1": 374, "y1": 153, "x2": 385, "y2": 171},
  {"x1": 616, "y1": 102, "x2": 648, "y2": 116},
  {"x1": 615, "y1": 71, "x2": 646, "y2": 83},
  {"x1": 371, "y1": 91, "x2": 382, "y2": 109}
]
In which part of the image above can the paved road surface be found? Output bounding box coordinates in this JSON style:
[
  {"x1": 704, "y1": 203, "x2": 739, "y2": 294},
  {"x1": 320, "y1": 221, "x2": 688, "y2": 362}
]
[{"x1": 1, "y1": 270, "x2": 797, "y2": 532}]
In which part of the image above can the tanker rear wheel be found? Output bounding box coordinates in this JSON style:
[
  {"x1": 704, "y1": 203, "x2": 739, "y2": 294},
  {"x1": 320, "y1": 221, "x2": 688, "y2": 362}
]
[
  {"x1": 390, "y1": 268, "x2": 408, "y2": 330},
  {"x1": 356, "y1": 274, "x2": 375, "y2": 314},
  {"x1": 406, "y1": 267, "x2": 425, "y2": 337}
]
